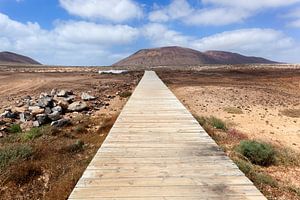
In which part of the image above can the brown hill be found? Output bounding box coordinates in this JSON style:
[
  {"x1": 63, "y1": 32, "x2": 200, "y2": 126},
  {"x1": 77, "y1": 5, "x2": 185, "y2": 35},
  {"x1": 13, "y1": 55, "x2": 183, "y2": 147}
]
[
  {"x1": 113, "y1": 46, "x2": 277, "y2": 66},
  {"x1": 0, "y1": 51, "x2": 41, "y2": 65}
]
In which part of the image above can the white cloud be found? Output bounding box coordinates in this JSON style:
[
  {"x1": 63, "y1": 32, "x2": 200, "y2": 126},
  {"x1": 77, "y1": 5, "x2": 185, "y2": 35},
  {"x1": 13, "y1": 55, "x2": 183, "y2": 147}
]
[
  {"x1": 149, "y1": 0, "x2": 300, "y2": 26},
  {"x1": 142, "y1": 24, "x2": 298, "y2": 62},
  {"x1": 0, "y1": 13, "x2": 139, "y2": 65},
  {"x1": 284, "y1": 7, "x2": 300, "y2": 27},
  {"x1": 59, "y1": 0, "x2": 143, "y2": 22},
  {"x1": 143, "y1": 23, "x2": 190, "y2": 46},
  {"x1": 202, "y1": 0, "x2": 300, "y2": 10}
]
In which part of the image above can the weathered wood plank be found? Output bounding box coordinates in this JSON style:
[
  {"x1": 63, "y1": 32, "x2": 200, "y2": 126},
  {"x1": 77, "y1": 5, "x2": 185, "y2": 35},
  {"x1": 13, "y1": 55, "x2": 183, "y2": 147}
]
[{"x1": 68, "y1": 71, "x2": 266, "y2": 199}]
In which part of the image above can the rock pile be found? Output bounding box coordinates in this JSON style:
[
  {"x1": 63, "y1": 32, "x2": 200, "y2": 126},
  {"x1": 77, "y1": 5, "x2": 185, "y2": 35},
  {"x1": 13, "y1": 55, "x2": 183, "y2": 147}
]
[{"x1": 0, "y1": 89, "x2": 99, "y2": 136}]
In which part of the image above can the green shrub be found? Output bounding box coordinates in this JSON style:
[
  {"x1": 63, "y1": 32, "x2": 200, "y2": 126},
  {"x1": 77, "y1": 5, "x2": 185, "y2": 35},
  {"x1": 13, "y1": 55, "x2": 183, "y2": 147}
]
[
  {"x1": 275, "y1": 147, "x2": 300, "y2": 166},
  {"x1": 0, "y1": 144, "x2": 32, "y2": 169},
  {"x1": 23, "y1": 127, "x2": 42, "y2": 141},
  {"x1": 250, "y1": 171, "x2": 278, "y2": 187},
  {"x1": 195, "y1": 116, "x2": 207, "y2": 126},
  {"x1": 8, "y1": 124, "x2": 22, "y2": 134},
  {"x1": 209, "y1": 116, "x2": 227, "y2": 131},
  {"x1": 234, "y1": 158, "x2": 253, "y2": 174},
  {"x1": 64, "y1": 140, "x2": 85, "y2": 153},
  {"x1": 119, "y1": 91, "x2": 132, "y2": 98},
  {"x1": 237, "y1": 140, "x2": 275, "y2": 166}
]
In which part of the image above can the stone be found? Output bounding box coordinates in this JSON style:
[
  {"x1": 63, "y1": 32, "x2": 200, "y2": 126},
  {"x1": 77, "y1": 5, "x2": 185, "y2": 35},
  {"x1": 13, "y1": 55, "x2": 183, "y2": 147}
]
[
  {"x1": 33, "y1": 121, "x2": 40, "y2": 127},
  {"x1": 68, "y1": 101, "x2": 87, "y2": 112},
  {"x1": 19, "y1": 113, "x2": 26, "y2": 123},
  {"x1": 44, "y1": 107, "x2": 52, "y2": 115},
  {"x1": 81, "y1": 92, "x2": 96, "y2": 101},
  {"x1": 12, "y1": 106, "x2": 27, "y2": 113},
  {"x1": 38, "y1": 96, "x2": 53, "y2": 108},
  {"x1": 58, "y1": 100, "x2": 69, "y2": 110},
  {"x1": 48, "y1": 111, "x2": 61, "y2": 121},
  {"x1": 50, "y1": 89, "x2": 57, "y2": 96},
  {"x1": 29, "y1": 106, "x2": 45, "y2": 115},
  {"x1": 52, "y1": 106, "x2": 62, "y2": 113},
  {"x1": 51, "y1": 119, "x2": 70, "y2": 128},
  {"x1": 36, "y1": 114, "x2": 49, "y2": 125},
  {"x1": 64, "y1": 95, "x2": 76, "y2": 103},
  {"x1": 1, "y1": 111, "x2": 18, "y2": 119},
  {"x1": 0, "y1": 132, "x2": 3, "y2": 138},
  {"x1": 57, "y1": 90, "x2": 67, "y2": 97}
]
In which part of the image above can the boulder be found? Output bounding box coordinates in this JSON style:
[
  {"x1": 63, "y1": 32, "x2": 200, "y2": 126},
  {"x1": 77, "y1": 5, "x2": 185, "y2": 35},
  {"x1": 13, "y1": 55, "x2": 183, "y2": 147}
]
[
  {"x1": 44, "y1": 107, "x2": 52, "y2": 115},
  {"x1": 81, "y1": 92, "x2": 96, "y2": 101},
  {"x1": 36, "y1": 114, "x2": 50, "y2": 125},
  {"x1": 29, "y1": 106, "x2": 45, "y2": 115},
  {"x1": 58, "y1": 100, "x2": 69, "y2": 110},
  {"x1": 64, "y1": 95, "x2": 76, "y2": 103},
  {"x1": 50, "y1": 89, "x2": 57, "y2": 96},
  {"x1": 0, "y1": 111, "x2": 18, "y2": 119},
  {"x1": 68, "y1": 101, "x2": 87, "y2": 112},
  {"x1": 57, "y1": 90, "x2": 67, "y2": 97},
  {"x1": 33, "y1": 121, "x2": 40, "y2": 127},
  {"x1": 51, "y1": 119, "x2": 70, "y2": 127},
  {"x1": 12, "y1": 106, "x2": 28, "y2": 113},
  {"x1": 38, "y1": 96, "x2": 53, "y2": 108},
  {"x1": 48, "y1": 111, "x2": 61, "y2": 121},
  {"x1": 52, "y1": 106, "x2": 62, "y2": 113},
  {"x1": 19, "y1": 113, "x2": 26, "y2": 123}
]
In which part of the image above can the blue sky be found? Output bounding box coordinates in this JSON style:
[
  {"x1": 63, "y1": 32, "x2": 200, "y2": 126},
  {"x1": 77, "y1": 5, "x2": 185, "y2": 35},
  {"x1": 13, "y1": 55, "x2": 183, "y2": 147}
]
[{"x1": 0, "y1": 0, "x2": 300, "y2": 65}]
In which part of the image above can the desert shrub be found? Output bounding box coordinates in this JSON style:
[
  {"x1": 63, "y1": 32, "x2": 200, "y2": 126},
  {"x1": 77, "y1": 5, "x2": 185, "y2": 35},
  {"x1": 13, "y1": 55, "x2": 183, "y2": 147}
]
[
  {"x1": 0, "y1": 144, "x2": 33, "y2": 169},
  {"x1": 237, "y1": 140, "x2": 275, "y2": 166},
  {"x1": 287, "y1": 186, "x2": 300, "y2": 197},
  {"x1": 119, "y1": 91, "x2": 132, "y2": 98},
  {"x1": 63, "y1": 140, "x2": 84, "y2": 153},
  {"x1": 23, "y1": 127, "x2": 43, "y2": 141},
  {"x1": 224, "y1": 107, "x2": 243, "y2": 114},
  {"x1": 8, "y1": 124, "x2": 22, "y2": 134},
  {"x1": 7, "y1": 162, "x2": 42, "y2": 185},
  {"x1": 209, "y1": 116, "x2": 227, "y2": 131},
  {"x1": 195, "y1": 115, "x2": 227, "y2": 131},
  {"x1": 74, "y1": 125, "x2": 87, "y2": 134},
  {"x1": 234, "y1": 158, "x2": 253, "y2": 174},
  {"x1": 227, "y1": 129, "x2": 248, "y2": 140},
  {"x1": 275, "y1": 147, "x2": 300, "y2": 166},
  {"x1": 195, "y1": 116, "x2": 207, "y2": 126},
  {"x1": 250, "y1": 171, "x2": 278, "y2": 187}
]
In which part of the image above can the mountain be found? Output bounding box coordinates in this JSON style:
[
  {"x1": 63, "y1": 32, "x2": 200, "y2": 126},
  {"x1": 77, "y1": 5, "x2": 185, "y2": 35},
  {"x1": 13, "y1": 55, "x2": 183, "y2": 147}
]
[
  {"x1": 0, "y1": 51, "x2": 41, "y2": 65},
  {"x1": 113, "y1": 46, "x2": 277, "y2": 66}
]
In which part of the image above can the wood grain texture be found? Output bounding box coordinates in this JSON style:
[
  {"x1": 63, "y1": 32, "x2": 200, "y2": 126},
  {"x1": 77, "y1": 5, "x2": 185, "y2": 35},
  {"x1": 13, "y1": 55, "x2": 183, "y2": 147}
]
[{"x1": 69, "y1": 71, "x2": 266, "y2": 200}]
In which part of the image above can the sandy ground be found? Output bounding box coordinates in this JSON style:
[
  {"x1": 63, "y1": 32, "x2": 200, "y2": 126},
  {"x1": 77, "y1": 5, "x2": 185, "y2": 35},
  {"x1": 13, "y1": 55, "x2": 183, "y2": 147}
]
[
  {"x1": 0, "y1": 71, "x2": 142, "y2": 112},
  {"x1": 158, "y1": 68, "x2": 300, "y2": 152}
]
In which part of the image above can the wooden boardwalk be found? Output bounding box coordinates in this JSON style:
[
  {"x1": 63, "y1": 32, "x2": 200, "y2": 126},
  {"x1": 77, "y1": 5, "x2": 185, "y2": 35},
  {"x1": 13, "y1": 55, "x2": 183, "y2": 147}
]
[{"x1": 69, "y1": 71, "x2": 266, "y2": 200}]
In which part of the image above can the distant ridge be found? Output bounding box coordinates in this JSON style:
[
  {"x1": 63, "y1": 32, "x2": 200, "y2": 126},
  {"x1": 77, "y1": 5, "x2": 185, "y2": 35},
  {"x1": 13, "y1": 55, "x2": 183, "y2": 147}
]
[
  {"x1": 113, "y1": 46, "x2": 277, "y2": 66},
  {"x1": 0, "y1": 51, "x2": 41, "y2": 65}
]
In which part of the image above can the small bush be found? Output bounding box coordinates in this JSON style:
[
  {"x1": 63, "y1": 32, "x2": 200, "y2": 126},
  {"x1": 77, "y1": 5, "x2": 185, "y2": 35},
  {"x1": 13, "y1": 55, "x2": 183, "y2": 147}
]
[
  {"x1": 74, "y1": 125, "x2": 86, "y2": 133},
  {"x1": 8, "y1": 124, "x2": 22, "y2": 134},
  {"x1": 224, "y1": 107, "x2": 243, "y2": 114},
  {"x1": 237, "y1": 140, "x2": 275, "y2": 166},
  {"x1": 195, "y1": 116, "x2": 207, "y2": 126},
  {"x1": 8, "y1": 162, "x2": 42, "y2": 185},
  {"x1": 234, "y1": 158, "x2": 253, "y2": 174},
  {"x1": 63, "y1": 140, "x2": 84, "y2": 153},
  {"x1": 209, "y1": 116, "x2": 227, "y2": 131},
  {"x1": 250, "y1": 171, "x2": 278, "y2": 187},
  {"x1": 227, "y1": 129, "x2": 248, "y2": 140},
  {"x1": 119, "y1": 91, "x2": 132, "y2": 98},
  {"x1": 23, "y1": 127, "x2": 43, "y2": 141},
  {"x1": 275, "y1": 147, "x2": 300, "y2": 166},
  {"x1": 0, "y1": 144, "x2": 33, "y2": 169}
]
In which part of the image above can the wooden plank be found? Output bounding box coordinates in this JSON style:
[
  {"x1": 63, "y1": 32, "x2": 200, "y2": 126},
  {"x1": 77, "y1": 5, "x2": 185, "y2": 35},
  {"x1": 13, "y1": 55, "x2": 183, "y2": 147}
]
[{"x1": 68, "y1": 71, "x2": 266, "y2": 199}]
